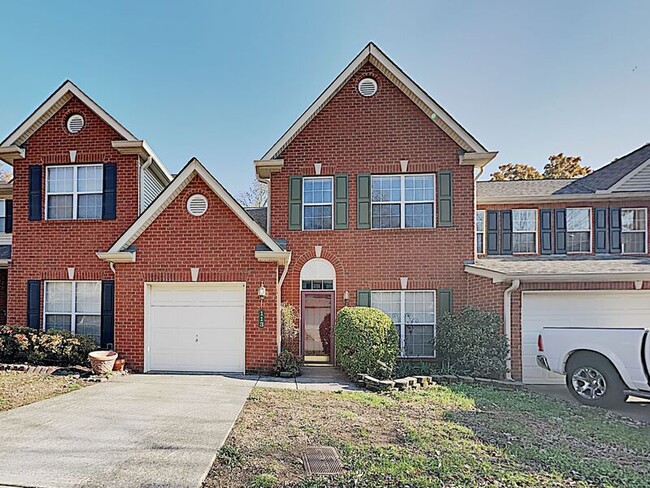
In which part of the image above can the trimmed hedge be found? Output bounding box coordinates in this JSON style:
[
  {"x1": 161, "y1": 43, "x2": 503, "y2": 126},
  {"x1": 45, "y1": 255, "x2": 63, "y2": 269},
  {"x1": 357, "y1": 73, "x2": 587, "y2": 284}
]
[
  {"x1": 335, "y1": 307, "x2": 399, "y2": 380},
  {"x1": 436, "y1": 307, "x2": 509, "y2": 379},
  {"x1": 0, "y1": 325, "x2": 96, "y2": 366}
]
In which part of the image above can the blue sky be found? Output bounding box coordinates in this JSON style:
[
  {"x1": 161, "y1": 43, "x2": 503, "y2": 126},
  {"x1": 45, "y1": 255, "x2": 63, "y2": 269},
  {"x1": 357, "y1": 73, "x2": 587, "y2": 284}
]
[{"x1": 1, "y1": 1, "x2": 649, "y2": 194}]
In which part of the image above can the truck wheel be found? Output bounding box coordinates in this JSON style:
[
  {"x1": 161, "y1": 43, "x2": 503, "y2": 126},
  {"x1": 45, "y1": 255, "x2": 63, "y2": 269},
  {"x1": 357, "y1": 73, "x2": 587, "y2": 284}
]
[{"x1": 565, "y1": 353, "x2": 626, "y2": 408}]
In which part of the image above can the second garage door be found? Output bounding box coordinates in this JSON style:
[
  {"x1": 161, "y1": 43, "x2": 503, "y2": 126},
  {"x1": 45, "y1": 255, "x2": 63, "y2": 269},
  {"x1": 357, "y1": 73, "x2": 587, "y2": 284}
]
[
  {"x1": 146, "y1": 282, "x2": 246, "y2": 373},
  {"x1": 521, "y1": 290, "x2": 650, "y2": 384}
]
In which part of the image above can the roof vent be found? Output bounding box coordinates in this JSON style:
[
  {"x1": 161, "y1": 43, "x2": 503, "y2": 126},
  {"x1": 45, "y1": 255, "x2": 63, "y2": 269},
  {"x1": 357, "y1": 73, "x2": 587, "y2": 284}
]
[
  {"x1": 66, "y1": 114, "x2": 85, "y2": 134},
  {"x1": 187, "y1": 194, "x2": 208, "y2": 216},
  {"x1": 358, "y1": 78, "x2": 377, "y2": 97}
]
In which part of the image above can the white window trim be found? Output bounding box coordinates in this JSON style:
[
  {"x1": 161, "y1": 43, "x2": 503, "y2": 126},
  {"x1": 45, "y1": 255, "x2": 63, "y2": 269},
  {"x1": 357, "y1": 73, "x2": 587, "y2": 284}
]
[
  {"x1": 622, "y1": 207, "x2": 648, "y2": 255},
  {"x1": 371, "y1": 173, "x2": 436, "y2": 230},
  {"x1": 566, "y1": 207, "x2": 592, "y2": 254},
  {"x1": 476, "y1": 209, "x2": 486, "y2": 255},
  {"x1": 512, "y1": 209, "x2": 538, "y2": 255},
  {"x1": 371, "y1": 289, "x2": 436, "y2": 358},
  {"x1": 45, "y1": 163, "x2": 103, "y2": 220},
  {"x1": 43, "y1": 280, "x2": 101, "y2": 335},
  {"x1": 302, "y1": 176, "x2": 334, "y2": 231}
]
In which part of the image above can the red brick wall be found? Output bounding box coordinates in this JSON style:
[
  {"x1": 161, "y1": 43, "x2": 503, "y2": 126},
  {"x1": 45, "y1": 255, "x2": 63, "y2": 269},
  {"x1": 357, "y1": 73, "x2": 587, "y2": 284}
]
[
  {"x1": 269, "y1": 62, "x2": 474, "y2": 335},
  {"x1": 114, "y1": 175, "x2": 278, "y2": 373},
  {"x1": 7, "y1": 96, "x2": 140, "y2": 327}
]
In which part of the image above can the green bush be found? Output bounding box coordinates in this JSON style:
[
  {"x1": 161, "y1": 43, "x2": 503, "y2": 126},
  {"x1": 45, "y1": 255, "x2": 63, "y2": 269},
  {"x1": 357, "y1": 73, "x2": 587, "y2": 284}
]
[
  {"x1": 435, "y1": 307, "x2": 509, "y2": 379},
  {"x1": 335, "y1": 306, "x2": 399, "y2": 380},
  {"x1": 0, "y1": 325, "x2": 97, "y2": 366},
  {"x1": 274, "y1": 350, "x2": 303, "y2": 376}
]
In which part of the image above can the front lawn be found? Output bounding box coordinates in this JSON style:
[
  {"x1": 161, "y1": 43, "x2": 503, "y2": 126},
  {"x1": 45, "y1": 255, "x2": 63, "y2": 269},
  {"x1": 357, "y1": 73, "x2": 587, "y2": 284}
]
[
  {"x1": 0, "y1": 372, "x2": 85, "y2": 412},
  {"x1": 204, "y1": 384, "x2": 650, "y2": 487}
]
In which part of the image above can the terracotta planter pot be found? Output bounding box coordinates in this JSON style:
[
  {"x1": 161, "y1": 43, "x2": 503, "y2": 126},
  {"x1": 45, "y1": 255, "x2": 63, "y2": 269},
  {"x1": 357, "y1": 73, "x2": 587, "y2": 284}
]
[
  {"x1": 88, "y1": 351, "x2": 118, "y2": 375},
  {"x1": 113, "y1": 358, "x2": 126, "y2": 372}
]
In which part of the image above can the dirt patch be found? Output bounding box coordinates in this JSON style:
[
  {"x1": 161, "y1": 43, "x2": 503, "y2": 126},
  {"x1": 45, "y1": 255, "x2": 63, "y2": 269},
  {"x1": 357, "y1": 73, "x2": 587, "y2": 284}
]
[{"x1": 0, "y1": 371, "x2": 87, "y2": 412}]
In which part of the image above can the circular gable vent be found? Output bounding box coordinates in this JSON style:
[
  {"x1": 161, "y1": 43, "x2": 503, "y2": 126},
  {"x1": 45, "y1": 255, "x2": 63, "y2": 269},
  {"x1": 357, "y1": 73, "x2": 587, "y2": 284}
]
[
  {"x1": 187, "y1": 194, "x2": 208, "y2": 216},
  {"x1": 66, "y1": 114, "x2": 85, "y2": 134},
  {"x1": 358, "y1": 78, "x2": 377, "y2": 97}
]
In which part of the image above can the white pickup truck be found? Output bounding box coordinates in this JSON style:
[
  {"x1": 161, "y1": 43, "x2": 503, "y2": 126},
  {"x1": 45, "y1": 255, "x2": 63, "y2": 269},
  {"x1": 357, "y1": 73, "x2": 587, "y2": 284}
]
[{"x1": 536, "y1": 327, "x2": 650, "y2": 407}]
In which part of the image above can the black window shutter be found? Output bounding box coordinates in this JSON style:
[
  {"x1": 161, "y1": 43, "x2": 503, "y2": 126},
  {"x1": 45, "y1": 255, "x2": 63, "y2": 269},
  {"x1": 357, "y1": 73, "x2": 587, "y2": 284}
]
[
  {"x1": 438, "y1": 172, "x2": 453, "y2": 227},
  {"x1": 595, "y1": 208, "x2": 608, "y2": 253},
  {"x1": 438, "y1": 289, "x2": 453, "y2": 317},
  {"x1": 28, "y1": 165, "x2": 42, "y2": 221},
  {"x1": 486, "y1": 210, "x2": 499, "y2": 255},
  {"x1": 102, "y1": 163, "x2": 117, "y2": 220},
  {"x1": 356, "y1": 174, "x2": 371, "y2": 229},
  {"x1": 501, "y1": 210, "x2": 512, "y2": 255},
  {"x1": 610, "y1": 208, "x2": 621, "y2": 254},
  {"x1": 5, "y1": 200, "x2": 12, "y2": 234},
  {"x1": 288, "y1": 175, "x2": 302, "y2": 230},
  {"x1": 101, "y1": 280, "x2": 115, "y2": 349},
  {"x1": 356, "y1": 289, "x2": 371, "y2": 307},
  {"x1": 27, "y1": 280, "x2": 41, "y2": 329},
  {"x1": 334, "y1": 174, "x2": 348, "y2": 230},
  {"x1": 555, "y1": 208, "x2": 567, "y2": 254},
  {"x1": 540, "y1": 209, "x2": 552, "y2": 254}
]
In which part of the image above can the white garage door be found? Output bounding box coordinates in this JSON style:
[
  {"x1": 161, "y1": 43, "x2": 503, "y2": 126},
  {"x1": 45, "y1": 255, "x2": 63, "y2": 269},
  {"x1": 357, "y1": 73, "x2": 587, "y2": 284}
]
[
  {"x1": 522, "y1": 290, "x2": 650, "y2": 384},
  {"x1": 146, "y1": 283, "x2": 246, "y2": 373}
]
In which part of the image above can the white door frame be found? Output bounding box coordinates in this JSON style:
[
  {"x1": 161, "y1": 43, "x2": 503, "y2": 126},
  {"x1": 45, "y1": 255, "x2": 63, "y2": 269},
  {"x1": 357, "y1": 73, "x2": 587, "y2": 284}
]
[{"x1": 143, "y1": 281, "x2": 247, "y2": 373}]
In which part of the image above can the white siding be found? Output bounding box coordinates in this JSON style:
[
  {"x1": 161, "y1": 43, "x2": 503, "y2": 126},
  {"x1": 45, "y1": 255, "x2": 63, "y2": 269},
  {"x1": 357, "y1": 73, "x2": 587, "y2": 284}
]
[
  {"x1": 141, "y1": 167, "x2": 166, "y2": 213},
  {"x1": 616, "y1": 163, "x2": 650, "y2": 192}
]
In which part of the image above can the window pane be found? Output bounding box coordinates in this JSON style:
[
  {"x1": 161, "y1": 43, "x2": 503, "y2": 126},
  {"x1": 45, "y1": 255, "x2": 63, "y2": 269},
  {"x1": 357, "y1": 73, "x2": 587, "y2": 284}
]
[
  {"x1": 405, "y1": 175, "x2": 434, "y2": 202},
  {"x1": 76, "y1": 282, "x2": 101, "y2": 314},
  {"x1": 303, "y1": 205, "x2": 332, "y2": 230},
  {"x1": 405, "y1": 203, "x2": 433, "y2": 228},
  {"x1": 622, "y1": 209, "x2": 646, "y2": 232},
  {"x1": 45, "y1": 314, "x2": 72, "y2": 333},
  {"x1": 76, "y1": 315, "x2": 101, "y2": 344},
  {"x1": 372, "y1": 203, "x2": 400, "y2": 228},
  {"x1": 477, "y1": 232, "x2": 485, "y2": 254},
  {"x1": 405, "y1": 325, "x2": 435, "y2": 357},
  {"x1": 567, "y1": 208, "x2": 590, "y2": 232},
  {"x1": 77, "y1": 194, "x2": 102, "y2": 219},
  {"x1": 476, "y1": 211, "x2": 484, "y2": 232},
  {"x1": 47, "y1": 195, "x2": 73, "y2": 219},
  {"x1": 371, "y1": 176, "x2": 401, "y2": 202},
  {"x1": 622, "y1": 232, "x2": 646, "y2": 253},
  {"x1": 77, "y1": 166, "x2": 103, "y2": 193},
  {"x1": 404, "y1": 291, "x2": 435, "y2": 326},
  {"x1": 513, "y1": 233, "x2": 536, "y2": 253},
  {"x1": 371, "y1": 291, "x2": 401, "y2": 324},
  {"x1": 45, "y1": 282, "x2": 72, "y2": 313},
  {"x1": 0, "y1": 200, "x2": 5, "y2": 218},
  {"x1": 567, "y1": 231, "x2": 590, "y2": 253},
  {"x1": 47, "y1": 167, "x2": 74, "y2": 193},
  {"x1": 303, "y1": 178, "x2": 332, "y2": 204},
  {"x1": 513, "y1": 210, "x2": 537, "y2": 232}
]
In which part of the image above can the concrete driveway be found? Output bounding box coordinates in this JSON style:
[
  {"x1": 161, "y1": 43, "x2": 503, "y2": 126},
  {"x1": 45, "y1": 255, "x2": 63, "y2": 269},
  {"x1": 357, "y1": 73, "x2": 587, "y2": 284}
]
[
  {"x1": 529, "y1": 385, "x2": 650, "y2": 423},
  {"x1": 0, "y1": 374, "x2": 253, "y2": 488}
]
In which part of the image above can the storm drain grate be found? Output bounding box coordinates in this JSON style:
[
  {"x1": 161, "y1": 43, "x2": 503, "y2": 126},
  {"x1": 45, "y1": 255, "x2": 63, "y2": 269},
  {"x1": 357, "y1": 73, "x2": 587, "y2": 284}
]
[{"x1": 302, "y1": 446, "x2": 344, "y2": 476}]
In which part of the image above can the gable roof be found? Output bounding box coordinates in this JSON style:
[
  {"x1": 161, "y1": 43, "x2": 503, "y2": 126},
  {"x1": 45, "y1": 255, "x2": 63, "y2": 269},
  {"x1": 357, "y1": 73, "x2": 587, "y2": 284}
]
[
  {"x1": 0, "y1": 80, "x2": 172, "y2": 182},
  {"x1": 258, "y1": 42, "x2": 496, "y2": 165},
  {"x1": 102, "y1": 158, "x2": 286, "y2": 259}
]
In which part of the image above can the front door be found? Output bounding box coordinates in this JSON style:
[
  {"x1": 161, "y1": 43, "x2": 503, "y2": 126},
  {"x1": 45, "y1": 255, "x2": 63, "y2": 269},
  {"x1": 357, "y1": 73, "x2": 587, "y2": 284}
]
[{"x1": 302, "y1": 292, "x2": 334, "y2": 363}]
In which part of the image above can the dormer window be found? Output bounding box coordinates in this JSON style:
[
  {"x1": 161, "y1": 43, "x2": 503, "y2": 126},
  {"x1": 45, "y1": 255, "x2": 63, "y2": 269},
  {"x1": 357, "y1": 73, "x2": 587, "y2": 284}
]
[{"x1": 46, "y1": 164, "x2": 103, "y2": 220}]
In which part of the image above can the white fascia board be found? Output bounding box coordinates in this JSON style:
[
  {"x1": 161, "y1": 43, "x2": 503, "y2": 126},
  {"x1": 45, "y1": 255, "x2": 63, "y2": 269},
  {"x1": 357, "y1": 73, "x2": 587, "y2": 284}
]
[
  {"x1": 1, "y1": 81, "x2": 136, "y2": 147},
  {"x1": 254, "y1": 159, "x2": 285, "y2": 179},
  {"x1": 96, "y1": 251, "x2": 136, "y2": 263},
  {"x1": 464, "y1": 264, "x2": 509, "y2": 283},
  {"x1": 460, "y1": 151, "x2": 498, "y2": 168},
  {"x1": 464, "y1": 264, "x2": 650, "y2": 284},
  {"x1": 112, "y1": 140, "x2": 173, "y2": 183},
  {"x1": 255, "y1": 250, "x2": 292, "y2": 265},
  {"x1": 0, "y1": 146, "x2": 25, "y2": 165},
  {"x1": 106, "y1": 158, "x2": 283, "y2": 254},
  {"x1": 477, "y1": 190, "x2": 650, "y2": 205}
]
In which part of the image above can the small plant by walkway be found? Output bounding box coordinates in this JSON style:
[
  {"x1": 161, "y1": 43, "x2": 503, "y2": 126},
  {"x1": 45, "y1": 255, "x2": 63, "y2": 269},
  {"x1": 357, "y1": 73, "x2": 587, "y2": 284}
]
[
  {"x1": 0, "y1": 371, "x2": 86, "y2": 412},
  {"x1": 204, "y1": 384, "x2": 650, "y2": 487}
]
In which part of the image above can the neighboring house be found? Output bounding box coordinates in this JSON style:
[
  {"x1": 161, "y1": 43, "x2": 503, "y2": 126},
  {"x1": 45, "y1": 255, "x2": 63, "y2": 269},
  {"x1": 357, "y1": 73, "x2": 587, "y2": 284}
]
[{"x1": 471, "y1": 143, "x2": 650, "y2": 383}]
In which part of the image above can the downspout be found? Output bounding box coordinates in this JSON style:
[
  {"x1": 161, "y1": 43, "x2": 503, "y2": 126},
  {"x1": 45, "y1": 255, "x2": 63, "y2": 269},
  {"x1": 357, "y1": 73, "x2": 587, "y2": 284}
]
[
  {"x1": 276, "y1": 253, "x2": 292, "y2": 353},
  {"x1": 503, "y1": 279, "x2": 521, "y2": 381}
]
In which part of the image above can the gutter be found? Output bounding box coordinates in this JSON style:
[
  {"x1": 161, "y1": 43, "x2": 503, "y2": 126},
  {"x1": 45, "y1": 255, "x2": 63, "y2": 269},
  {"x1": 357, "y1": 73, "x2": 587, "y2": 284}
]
[
  {"x1": 478, "y1": 190, "x2": 650, "y2": 205},
  {"x1": 503, "y1": 279, "x2": 521, "y2": 381}
]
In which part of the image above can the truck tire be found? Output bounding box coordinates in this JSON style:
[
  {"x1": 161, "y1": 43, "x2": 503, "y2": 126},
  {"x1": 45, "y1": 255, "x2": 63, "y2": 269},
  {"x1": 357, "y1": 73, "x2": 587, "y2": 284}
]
[{"x1": 565, "y1": 352, "x2": 626, "y2": 408}]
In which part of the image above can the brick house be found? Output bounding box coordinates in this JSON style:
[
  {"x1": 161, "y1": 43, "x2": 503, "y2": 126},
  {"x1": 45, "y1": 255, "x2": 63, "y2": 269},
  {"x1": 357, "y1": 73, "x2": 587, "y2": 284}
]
[{"x1": 1, "y1": 44, "x2": 648, "y2": 381}]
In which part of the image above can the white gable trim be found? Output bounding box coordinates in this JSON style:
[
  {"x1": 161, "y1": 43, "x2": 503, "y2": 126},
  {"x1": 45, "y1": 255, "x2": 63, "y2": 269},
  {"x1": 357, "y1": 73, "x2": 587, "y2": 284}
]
[
  {"x1": 105, "y1": 158, "x2": 284, "y2": 256},
  {"x1": 259, "y1": 42, "x2": 491, "y2": 163},
  {"x1": 607, "y1": 157, "x2": 650, "y2": 193}
]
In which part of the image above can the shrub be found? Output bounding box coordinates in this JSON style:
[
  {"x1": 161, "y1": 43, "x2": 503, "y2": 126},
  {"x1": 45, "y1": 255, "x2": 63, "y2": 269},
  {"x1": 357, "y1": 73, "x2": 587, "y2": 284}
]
[
  {"x1": 0, "y1": 325, "x2": 97, "y2": 366},
  {"x1": 335, "y1": 306, "x2": 399, "y2": 380},
  {"x1": 274, "y1": 350, "x2": 303, "y2": 376},
  {"x1": 280, "y1": 302, "x2": 299, "y2": 349},
  {"x1": 435, "y1": 307, "x2": 509, "y2": 379}
]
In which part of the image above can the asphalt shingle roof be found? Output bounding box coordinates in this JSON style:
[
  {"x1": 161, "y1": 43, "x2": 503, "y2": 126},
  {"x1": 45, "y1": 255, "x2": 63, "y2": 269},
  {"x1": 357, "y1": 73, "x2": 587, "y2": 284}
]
[
  {"x1": 245, "y1": 207, "x2": 267, "y2": 232},
  {"x1": 477, "y1": 179, "x2": 574, "y2": 200}
]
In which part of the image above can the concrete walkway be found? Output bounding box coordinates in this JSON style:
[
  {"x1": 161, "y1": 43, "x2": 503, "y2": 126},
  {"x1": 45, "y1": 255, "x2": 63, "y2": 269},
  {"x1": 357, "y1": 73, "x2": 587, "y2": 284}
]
[
  {"x1": 0, "y1": 374, "x2": 252, "y2": 488},
  {"x1": 255, "y1": 364, "x2": 360, "y2": 391}
]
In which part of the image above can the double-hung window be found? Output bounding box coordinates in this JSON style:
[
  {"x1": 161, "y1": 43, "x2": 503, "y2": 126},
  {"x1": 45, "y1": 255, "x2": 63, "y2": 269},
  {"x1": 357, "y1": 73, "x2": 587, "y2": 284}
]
[
  {"x1": 0, "y1": 200, "x2": 6, "y2": 232},
  {"x1": 302, "y1": 177, "x2": 333, "y2": 230},
  {"x1": 371, "y1": 174, "x2": 435, "y2": 229},
  {"x1": 566, "y1": 208, "x2": 591, "y2": 253},
  {"x1": 476, "y1": 210, "x2": 485, "y2": 254},
  {"x1": 512, "y1": 209, "x2": 537, "y2": 254},
  {"x1": 371, "y1": 290, "x2": 436, "y2": 357},
  {"x1": 44, "y1": 281, "x2": 101, "y2": 344},
  {"x1": 621, "y1": 208, "x2": 647, "y2": 254},
  {"x1": 46, "y1": 164, "x2": 103, "y2": 220}
]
